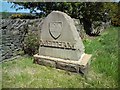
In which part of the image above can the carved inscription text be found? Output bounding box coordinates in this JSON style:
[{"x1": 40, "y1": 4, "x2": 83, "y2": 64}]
[{"x1": 40, "y1": 39, "x2": 75, "y2": 50}]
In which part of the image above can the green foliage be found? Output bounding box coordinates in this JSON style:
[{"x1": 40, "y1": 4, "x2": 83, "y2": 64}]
[
  {"x1": 10, "y1": 13, "x2": 38, "y2": 19},
  {"x1": 103, "y1": 2, "x2": 119, "y2": 19},
  {"x1": 1, "y1": 12, "x2": 12, "y2": 19},
  {"x1": 11, "y1": 2, "x2": 104, "y2": 21},
  {"x1": 22, "y1": 32, "x2": 39, "y2": 55},
  {"x1": 11, "y1": 2, "x2": 119, "y2": 35},
  {"x1": 11, "y1": 2, "x2": 118, "y2": 21},
  {"x1": 111, "y1": 15, "x2": 120, "y2": 26}
]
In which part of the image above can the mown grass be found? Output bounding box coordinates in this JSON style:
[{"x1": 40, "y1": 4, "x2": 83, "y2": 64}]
[{"x1": 1, "y1": 26, "x2": 119, "y2": 88}]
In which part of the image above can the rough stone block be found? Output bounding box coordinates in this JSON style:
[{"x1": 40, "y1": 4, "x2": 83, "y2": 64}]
[{"x1": 56, "y1": 62, "x2": 77, "y2": 72}]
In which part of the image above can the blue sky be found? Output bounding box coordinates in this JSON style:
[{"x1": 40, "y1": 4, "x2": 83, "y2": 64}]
[{"x1": 0, "y1": 1, "x2": 30, "y2": 13}]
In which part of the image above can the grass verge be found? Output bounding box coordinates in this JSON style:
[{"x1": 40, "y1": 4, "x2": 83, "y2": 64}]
[{"x1": 1, "y1": 26, "x2": 119, "y2": 88}]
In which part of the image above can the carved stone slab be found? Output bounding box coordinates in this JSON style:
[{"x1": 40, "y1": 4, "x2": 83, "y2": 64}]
[
  {"x1": 34, "y1": 11, "x2": 92, "y2": 74},
  {"x1": 38, "y1": 11, "x2": 85, "y2": 61}
]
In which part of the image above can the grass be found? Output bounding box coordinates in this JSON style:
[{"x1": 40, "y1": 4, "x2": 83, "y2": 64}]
[
  {"x1": 84, "y1": 26, "x2": 118, "y2": 82},
  {"x1": 1, "y1": 26, "x2": 119, "y2": 88}
]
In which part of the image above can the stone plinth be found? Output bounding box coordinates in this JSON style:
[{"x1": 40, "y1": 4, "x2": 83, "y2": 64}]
[
  {"x1": 34, "y1": 54, "x2": 91, "y2": 74},
  {"x1": 34, "y1": 11, "x2": 92, "y2": 74}
]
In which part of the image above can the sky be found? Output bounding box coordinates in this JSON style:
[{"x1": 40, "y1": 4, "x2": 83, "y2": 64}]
[
  {"x1": 0, "y1": 1, "x2": 30, "y2": 13},
  {"x1": 0, "y1": 0, "x2": 119, "y2": 13}
]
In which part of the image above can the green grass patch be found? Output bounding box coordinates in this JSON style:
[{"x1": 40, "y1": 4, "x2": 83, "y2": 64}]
[
  {"x1": 84, "y1": 26, "x2": 119, "y2": 84},
  {"x1": 1, "y1": 26, "x2": 119, "y2": 88}
]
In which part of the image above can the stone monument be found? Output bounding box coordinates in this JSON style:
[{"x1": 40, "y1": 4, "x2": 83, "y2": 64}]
[{"x1": 34, "y1": 11, "x2": 92, "y2": 74}]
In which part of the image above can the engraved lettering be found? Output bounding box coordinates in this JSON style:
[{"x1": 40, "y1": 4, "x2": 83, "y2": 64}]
[
  {"x1": 47, "y1": 41, "x2": 52, "y2": 46},
  {"x1": 56, "y1": 41, "x2": 59, "y2": 47},
  {"x1": 63, "y1": 42, "x2": 67, "y2": 48},
  {"x1": 67, "y1": 42, "x2": 74, "y2": 49},
  {"x1": 40, "y1": 39, "x2": 76, "y2": 50},
  {"x1": 44, "y1": 40, "x2": 48, "y2": 46},
  {"x1": 58, "y1": 42, "x2": 62, "y2": 48},
  {"x1": 40, "y1": 40, "x2": 44, "y2": 46},
  {"x1": 52, "y1": 41, "x2": 56, "y2": 47}
]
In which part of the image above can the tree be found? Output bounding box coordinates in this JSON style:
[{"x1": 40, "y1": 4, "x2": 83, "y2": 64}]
[{"x1": 11, "y1": 2, "x2": 119, "y2": 35}]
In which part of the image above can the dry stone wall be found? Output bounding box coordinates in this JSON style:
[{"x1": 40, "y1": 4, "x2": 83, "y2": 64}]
[
  {"x1": 1, "y1": 18, "x2": 108, "y2": 61},
  {"x1": 1, "y1": 19, "x2": 42, "y2": 61},
  {"x1": 0, "y1": 18, "x2": 82, "y2": 61}
]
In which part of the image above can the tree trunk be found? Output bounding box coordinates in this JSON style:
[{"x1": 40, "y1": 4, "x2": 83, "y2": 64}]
[{"x1": 82, "y1": 17, "x2": 93, "y2": 36}]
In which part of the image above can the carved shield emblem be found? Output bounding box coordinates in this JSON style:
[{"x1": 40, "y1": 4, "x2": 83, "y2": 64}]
[{"x1": 49, "y1": 22, "x2": 62, "y2": 40}]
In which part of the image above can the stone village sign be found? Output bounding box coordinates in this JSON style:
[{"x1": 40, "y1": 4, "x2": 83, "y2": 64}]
[{"x1": 34, "y1": 11, "x2": 92, "y2": 74}]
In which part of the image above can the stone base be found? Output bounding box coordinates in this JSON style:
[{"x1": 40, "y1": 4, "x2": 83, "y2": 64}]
[{"x1": 33, "y1": 54, "x2": 92, "y2": 75}]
